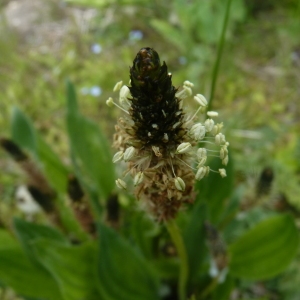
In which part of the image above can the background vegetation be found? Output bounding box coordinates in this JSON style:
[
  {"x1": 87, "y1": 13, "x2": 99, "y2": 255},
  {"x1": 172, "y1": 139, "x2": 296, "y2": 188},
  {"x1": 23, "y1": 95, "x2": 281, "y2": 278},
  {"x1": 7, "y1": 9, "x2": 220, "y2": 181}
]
[{"x1": 0, "y1": 0, "x2": 300, "y2": 299}]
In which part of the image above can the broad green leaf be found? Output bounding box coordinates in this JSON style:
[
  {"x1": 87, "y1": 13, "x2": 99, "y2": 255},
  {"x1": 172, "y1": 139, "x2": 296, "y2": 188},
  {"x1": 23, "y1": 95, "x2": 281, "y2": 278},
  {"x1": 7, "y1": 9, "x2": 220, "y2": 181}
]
[
  {"x1": 0, "y1": 230, "x2": 62, "y2": 300},
  {"x1": 32, "y1": 239, "x2": 99, "y2": 300},
  {"x1": 66, "y1": 81, "x2": 115, "y2": 200},
  {"x1": 153, "y1": 258, "x2": 179, "y2": 280},
  {"x1": 0, "y1": 230, "x2": 16, "y2": 249},
  {"x1": 183, "y1": 203, "x2": 208, "y2": 286},
  {"x1": 37, "y1": 135, "x2": 69, "y2": 192},
  {"x1": 11, "y1": 106, "x2": 37, "y2": 157},
  {"x1": 196, "y1": 153, "x2": 234, "y2": 224},
  {"x1": 10, "y1": 107, "x2": 69, "y2": 193},
  {"x1": 96, "y1": 223, "x2": 160, "y2": 300},
  {"x1": 127, "y1": 211, "x2": 159, "y2": 259},
  {"x1": 13, "y1": 218, "x2": 68, "y2": 264},
  {"x1": 229, "y1": 214, "x2": 299, "y2": 280}
]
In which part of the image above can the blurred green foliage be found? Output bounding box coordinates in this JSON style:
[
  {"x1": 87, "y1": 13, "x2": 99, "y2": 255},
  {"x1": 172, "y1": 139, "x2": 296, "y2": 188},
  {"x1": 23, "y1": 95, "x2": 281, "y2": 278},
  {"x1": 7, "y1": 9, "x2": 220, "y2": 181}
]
[{"x1": 1, "y1": 0, "x2": 300, "y2": 299}]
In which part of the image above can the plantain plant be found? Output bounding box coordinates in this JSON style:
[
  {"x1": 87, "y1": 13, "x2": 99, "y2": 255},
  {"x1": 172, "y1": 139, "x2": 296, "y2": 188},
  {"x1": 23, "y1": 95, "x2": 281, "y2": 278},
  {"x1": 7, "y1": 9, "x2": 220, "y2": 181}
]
[{"x1": 0, "y1": 47, "x2": 299, "y2": 299}]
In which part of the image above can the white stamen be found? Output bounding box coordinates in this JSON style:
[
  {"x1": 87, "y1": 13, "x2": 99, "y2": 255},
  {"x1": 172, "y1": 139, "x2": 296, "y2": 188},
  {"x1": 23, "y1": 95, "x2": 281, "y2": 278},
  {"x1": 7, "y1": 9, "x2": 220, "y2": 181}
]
[
  {"x1": 207, "y1": 111, "x2": 219, "y2": 117},
  {"x1": 134, "y1": 172, "x2": 144, "y2": 186},
  {"x1": 195, "y1": 166, "x2": 210, "y2": 181},
  {"x1": 176, "y1": 142, "x2": 192, "y2": 154},
  {"x1": 197, "y1": 148, "x2": 207, "y2": 160},
  {"x1": 219, "y1": 169, "x2": 227, "y2": 178},
  {"x1": 174, "y1": 177, "x2": 186, "y2": 191},
  {"x1": 113, "y1": 81, "x2": 123, "y2": 92},
  {"x1": 124, "y1": 146, "x2": 136, "y2": 161},
  {"x1": 112, "y1": 151, "x2": 124, "y2": 163},
  {"x1": 163, "y1": 133, "x2": 169, "y2": 142},
  {"x1": 215, "y1": 133, "x2": 226, "y2": 145},
  {"x1": 204, "y1": 118, "x2": 215, "y2": 132},
  {"x1": 116, "y1": 179, "x2": 127, "y2": 190},
  {"x1": 183, "y1": 80, "x2": 194, "y2": 88},
  {"x1": 194, "y1": 94, "x2": 208, "y2": 107}
]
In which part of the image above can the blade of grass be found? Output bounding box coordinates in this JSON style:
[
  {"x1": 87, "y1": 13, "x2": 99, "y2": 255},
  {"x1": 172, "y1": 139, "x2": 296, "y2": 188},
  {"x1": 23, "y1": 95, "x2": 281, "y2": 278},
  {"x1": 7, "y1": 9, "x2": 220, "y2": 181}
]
[{"x1": 208, "y1": 0, "x2": 233, "y2": 111}]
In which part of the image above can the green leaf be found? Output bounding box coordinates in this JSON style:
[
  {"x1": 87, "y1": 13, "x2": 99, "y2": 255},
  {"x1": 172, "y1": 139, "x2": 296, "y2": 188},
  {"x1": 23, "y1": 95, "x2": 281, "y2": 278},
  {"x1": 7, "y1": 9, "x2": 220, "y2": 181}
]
[
  {"x1": 183, "y1": 203, "x2": 208, "y2": 286},
  {"x1": 66, "y1": 81, "x2": 115, "y2": 200},
  {"x1": 13, "y1": 218, "x2": 68, "y2": 264},
  {"x1": 96, "y1": 223, "x2": 160, "y2": 300},
  {"x1": 150, "y1": 19, "x2": 187, "y2": 52},
  {"x1": 128, "y1": 211, "x2": 159, "y2": 259},
  {"x1": 212, "y1": 275, "x2": 235, "y2": 300},
  {"x1": 229, "y1": 214, "x2": 299, "y2": 280},
  {"x1": 196, "y1": 153, "x2": 234, "y2": 224},
  {"x1": 10, "y1": 107, "x2": 69, "y2": 193},
  {"x1": 0, "y1": 230, "x2": 62, "y2": 300},
  {"x1": 11, "y1": 106, "x2": 37, "y2": 157},
  {"x1": 32, "y1": 239, "x2": 99, "y2": 300},
  {"x1": 37, "y1": 135, "x2": 69, "y2": 192},
  {"x1": 0, "y1": 230, "x2": 17, "y2": 249}
]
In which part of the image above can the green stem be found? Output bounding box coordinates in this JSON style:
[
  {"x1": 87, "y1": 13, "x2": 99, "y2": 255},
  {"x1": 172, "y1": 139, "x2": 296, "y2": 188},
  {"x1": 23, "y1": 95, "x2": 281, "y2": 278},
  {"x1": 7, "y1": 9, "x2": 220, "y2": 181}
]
[
  {"x1": 199, "y1": 277, "x2": 219, "y2": 299},
  {"x1": 165, "y1": 219, "x2": 189, "y2": 300},
  {"x1": 208, "y1": 0, "x2": 233, "y2": 112}
]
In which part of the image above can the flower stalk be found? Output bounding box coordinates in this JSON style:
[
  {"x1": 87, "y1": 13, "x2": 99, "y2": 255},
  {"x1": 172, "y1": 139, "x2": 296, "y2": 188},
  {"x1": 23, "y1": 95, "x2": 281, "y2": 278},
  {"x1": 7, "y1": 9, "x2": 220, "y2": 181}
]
[{"x1": 165, "y1": 219, "x2": 189, "y2": 300}]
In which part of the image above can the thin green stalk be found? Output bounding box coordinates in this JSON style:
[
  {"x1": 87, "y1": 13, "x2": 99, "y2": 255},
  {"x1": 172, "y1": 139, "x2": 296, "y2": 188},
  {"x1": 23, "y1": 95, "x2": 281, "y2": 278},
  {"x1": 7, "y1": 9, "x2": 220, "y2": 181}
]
[
  {"x1": 208, "y1": 0, "x2": 233, "y2": 112},
  {"x1": 199, "y1": 277, "x2": 218, "y2": 299},
  {"x1": 165, "y1": 219, "x2": 189, "y2": 300}
]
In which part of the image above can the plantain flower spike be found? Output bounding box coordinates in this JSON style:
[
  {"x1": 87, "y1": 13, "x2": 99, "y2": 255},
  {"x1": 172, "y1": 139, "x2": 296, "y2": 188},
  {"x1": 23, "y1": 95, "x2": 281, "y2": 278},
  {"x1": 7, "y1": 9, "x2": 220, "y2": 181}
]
[{"x1": 109, "y1": 47, "x2": 229, "y2": 220}]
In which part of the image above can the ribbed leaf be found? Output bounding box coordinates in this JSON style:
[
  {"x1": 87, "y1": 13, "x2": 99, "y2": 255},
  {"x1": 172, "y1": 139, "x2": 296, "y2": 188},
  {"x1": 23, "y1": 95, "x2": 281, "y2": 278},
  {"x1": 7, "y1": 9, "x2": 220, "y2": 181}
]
[
  {"x1": 66, "y1": 81, "x2": 115, "y2": 200},
  {"x1": 11, "y1": 106, "x2": 37, "y2": 157},
  {"x1": 13, "y1": 218, "x2": 68, "y2": 264},
  {"x1": 0, "y1": 230, "x2": 62, "y2": 300},
  {"x1": 96, "y1": 223, "x2": 160, "y2": 300},
  {"x1": 183, "y1": 202, "x2": 207, "y2": 285},
  {"x1": 229, "y1": 214, "x2": 299, "y2": 280},
  {"x1": 32, "y1": 239, "x2": 99, "y2": 300}
]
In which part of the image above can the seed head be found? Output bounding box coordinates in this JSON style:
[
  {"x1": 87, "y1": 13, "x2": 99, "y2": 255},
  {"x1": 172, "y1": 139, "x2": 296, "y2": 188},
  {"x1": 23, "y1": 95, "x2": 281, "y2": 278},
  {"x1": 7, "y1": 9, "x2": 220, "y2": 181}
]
[{"x1": 109, "y1": 47, "x2": 229, "y2": 220}]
